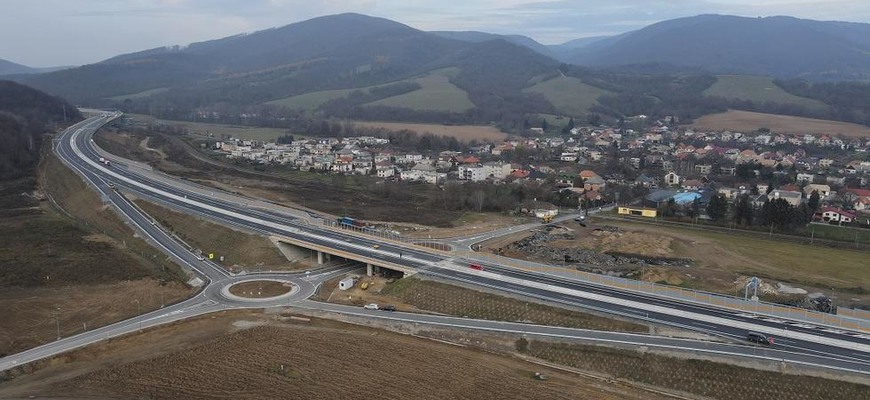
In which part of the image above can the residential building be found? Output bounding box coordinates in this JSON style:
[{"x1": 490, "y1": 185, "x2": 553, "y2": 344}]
[
  {"x1": 818, "y1": 207, "x2": 855, "y2": 223},
  {"x1": 664, "y1": 171, "x2": 681, "y2": 186},
  {"x1": 767, "y1": 190, "x2": 803, "y2": 207},
  {"x1": 694, "y1": 164, "x2": 713, "y2": 175},
  {"x1": 803, "y1": 184, "x2": 832, "y2": 198}
]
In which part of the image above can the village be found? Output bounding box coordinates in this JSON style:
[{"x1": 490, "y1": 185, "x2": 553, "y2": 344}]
[{"x1": 208, "y1": 117, "x2": 870, "y2": 226}]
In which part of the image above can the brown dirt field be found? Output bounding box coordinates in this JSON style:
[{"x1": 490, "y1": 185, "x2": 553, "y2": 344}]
[
  {"x1": 549, "y1": 227, "x2": 674, "y2": 258},
  {"x1": 0, "y1": 311, "x2": 665, "y2": 400},
  {"x1": 355, "y1": 121, "x2": 508, "y2": 142},
  {"x1": 489, "y1": 218, "x2": 870, "y2": 305},
  {"x1": 228, "y1": 281, "x2": 293, "y2": 298},
  {"x1": 135, "y1": 199, "x2": 301, "y2": 272},
  {"x1": 690, "y1": 110, "x2": 870, "y2": 137},
  {"x1": 395, "y1": 212, "x2": 534, "y2": 239},
  {"x1": 0, "y1": 280, "x2": 191, "y2": 357},
  {"x1": 528, "y1": 341, "x2": 870, "y2": 400}
]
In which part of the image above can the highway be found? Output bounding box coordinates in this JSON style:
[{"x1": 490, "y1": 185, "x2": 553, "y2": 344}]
[{"x1": 2, "y1": 114, "x2": 869, "y2": 375}]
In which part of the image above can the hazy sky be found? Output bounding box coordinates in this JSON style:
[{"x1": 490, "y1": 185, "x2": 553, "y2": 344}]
[{"x1": 2, "y1": 0, "x2": 869, "y2": 67}]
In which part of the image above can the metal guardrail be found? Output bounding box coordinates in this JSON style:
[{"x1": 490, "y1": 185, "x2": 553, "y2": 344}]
[
  {"x1": 318, "y1": 219, "x2": 454, "y2": 254},
  {"x1": 458, "y1": 250, "x2": 870, "y2": 332}
]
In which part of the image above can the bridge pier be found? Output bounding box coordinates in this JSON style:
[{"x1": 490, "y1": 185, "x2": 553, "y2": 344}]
[
  {"x1": 317, "y1": 251, "x2": 324, "y2": 265},
  {"x1": 366, "y1": 263, "x2": 373, "y2": 276}
]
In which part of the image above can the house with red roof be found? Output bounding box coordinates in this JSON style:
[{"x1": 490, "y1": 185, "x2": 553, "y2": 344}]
[{"x1": 817, "y1": 207, "x2": 856, "y2": 223}]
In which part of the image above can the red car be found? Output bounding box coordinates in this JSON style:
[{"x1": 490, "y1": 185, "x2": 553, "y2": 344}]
[{"x1": 470, "y1": 264, "x2": 483, "y2": 271}]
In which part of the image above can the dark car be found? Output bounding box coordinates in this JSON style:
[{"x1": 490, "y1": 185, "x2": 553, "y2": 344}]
[
  {"x1": 747, "y1": 332, "x2": 773, "y2": 345},
  {"x1": 381, "y1": 304, "x2": 396, "y2": 312}
]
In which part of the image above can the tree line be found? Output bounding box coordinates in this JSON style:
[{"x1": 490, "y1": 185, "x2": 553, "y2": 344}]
[{"x1": 0, "y1": 80, "x2": 82, "y2": 180}]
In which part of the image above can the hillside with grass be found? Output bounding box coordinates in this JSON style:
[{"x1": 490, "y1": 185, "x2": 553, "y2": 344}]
[
  {"x1": 365, "y1": 70, "x2": 474, "y2": 112},
  {"x1": 266, "y1": 88, "x2": 359, "y2": 111},
  {"x1": 703, "y1": 75, "x2": 828, "y2": 111},
  {"x1": 523, "y1": 75, "x2": 613, "y2": 117}
]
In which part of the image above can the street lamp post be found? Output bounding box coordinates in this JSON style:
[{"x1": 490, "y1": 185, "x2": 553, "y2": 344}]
[
  {"x1": 134, "y1": 298, "x2": 142, "y2": 331},
  {"x1": 53, "y1": 307, "x2": 61, "y2": 340}
]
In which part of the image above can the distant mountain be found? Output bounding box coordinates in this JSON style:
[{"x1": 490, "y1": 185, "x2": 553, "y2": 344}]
[
  {"x1": 25, "y1": 13, "x2": 560, "y2": 123},
  {"x1": 430, "y1": 31, "x2": 552, "y2": 56},
  {"x1": 565, "y1": 15, "x2": 870, "y2": 81},
  {"x1": 0, "y1": 59, "x2": 73, "y2": 77},
  {"x1": 0, "y1": 80, "x2": 81, "y2": 180},
  {"x1": 26, "y1": 13, "x2": 472, "y2": 102},
  {"x1": 0, "y1": 59, "x2": 40, "y2": 75}
]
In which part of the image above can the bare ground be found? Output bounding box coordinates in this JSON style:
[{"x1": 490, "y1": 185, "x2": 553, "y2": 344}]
[
  {"x1": 0, "y1": 280, "x2": 191, "y2": 356},
  {"x1": 690, "y1": 110, "x2": 870, "y2": 137},
  {"x1": 228, "y1": 281, "x2": 293, "y2": 298},
  {"x1": 0, "y1": 311, "x2": 666, "y2": 400},
  {"x1": 482, "y1": 218, "x2": 870, "y2": 306}
]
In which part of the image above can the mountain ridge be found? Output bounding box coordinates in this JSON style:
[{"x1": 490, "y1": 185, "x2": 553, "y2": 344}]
[{"x1": 564, "y1": 14, "x2": 870, "y2": 80}]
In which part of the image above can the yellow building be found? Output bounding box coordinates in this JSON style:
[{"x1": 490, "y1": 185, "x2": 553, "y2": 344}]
[{"x1": 618, "y1": 207, "x2": 657, "y2": 218}]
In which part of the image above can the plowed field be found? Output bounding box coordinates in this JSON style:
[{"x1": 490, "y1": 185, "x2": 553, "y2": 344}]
[{"x1": 0, "y1": 313, "x2": 665, "y2": 400}]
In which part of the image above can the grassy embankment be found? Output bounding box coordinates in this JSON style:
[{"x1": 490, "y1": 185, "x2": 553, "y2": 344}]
[
  {"x1": 0, "y1": 149, "x2": 192, "y2": 356},
  {"x1": 376, "y1": 277, "x2": 647, "y2": 333},
  {"x1": 134, "y1": 200, "x2": 304, "y2": 272}
]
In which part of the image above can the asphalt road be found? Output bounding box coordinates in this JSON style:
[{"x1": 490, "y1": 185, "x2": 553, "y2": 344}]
[
  {"x1": 65, "y1": 116, "x2": 870, "y2": 361},
  {"x1": 1, "y1": 114, "x2": 868, "y2": 375}
]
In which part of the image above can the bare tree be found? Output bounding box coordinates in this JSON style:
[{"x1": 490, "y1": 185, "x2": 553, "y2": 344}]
[{"x1": 473, "y1": 190, "x2": 485, "y2": 212}]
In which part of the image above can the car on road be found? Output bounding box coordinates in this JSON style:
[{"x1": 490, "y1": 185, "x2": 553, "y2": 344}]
[
  {"x1": 381, "y1": 304, "x2": 396, "y2": 312},
  {"x1": 747, "y1": 332, "x2": 773, "y2": 345},
  {"x1": 470, "y1": 263, "x2": 484, "y2": 271},
  {"x1": 372, "y1": 244, "x2": 380, "y2": 249},
  {"x1": 363, "y1": 303, "x2": 379, "y2": 310},
  {"x1": 574, "y1": 216, "x2": 585, "y2": 222}
]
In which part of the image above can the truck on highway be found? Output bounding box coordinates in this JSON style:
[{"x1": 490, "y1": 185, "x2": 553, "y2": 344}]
[
  {"x1": 98, "y1": 157, "x2": 110, "y2": 166},
  {"x1": 337, "y1": 216, "x2": 369, "y2": 228}
]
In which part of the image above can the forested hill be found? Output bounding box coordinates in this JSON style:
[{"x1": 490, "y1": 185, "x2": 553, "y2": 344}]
[{"x1": 0, "y1": 80, "x2": 82, "y2": 180}]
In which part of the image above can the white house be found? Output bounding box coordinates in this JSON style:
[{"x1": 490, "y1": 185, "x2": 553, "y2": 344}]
[
  {"x1": 664, "y1": 171, "x2": 681, "y2": 186},
  {"x1": 818, "y1": 207, "x2": 855, "y2": 223}
]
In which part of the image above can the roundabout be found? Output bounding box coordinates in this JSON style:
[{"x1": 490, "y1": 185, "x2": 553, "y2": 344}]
[
  {"x1": 228, "y1": 280, "x2": 295, "y2": 299},
  {"x1": 204, "y1": 272, "x2": 323, "y2": 307}
]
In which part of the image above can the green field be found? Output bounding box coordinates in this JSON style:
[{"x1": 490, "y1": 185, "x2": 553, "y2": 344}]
[
  {"x1": 366, "y1": 74, "x2": 474, "y2": 112},
  {"x1": 108, "y1": 87, "x2": 169, "y2": 101},
  {"x1": 524, "y1": 75, "x2": 612, "y2": 117},
  {"x1": 703, "y1": 75, "x2": 828, "y2": 110},
  {"x1": 267, "y1": 68, "x2": 473, "y2": 113},
  {"x1": 265, "y1": 88, "x2": 357, "y2": 110}
]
